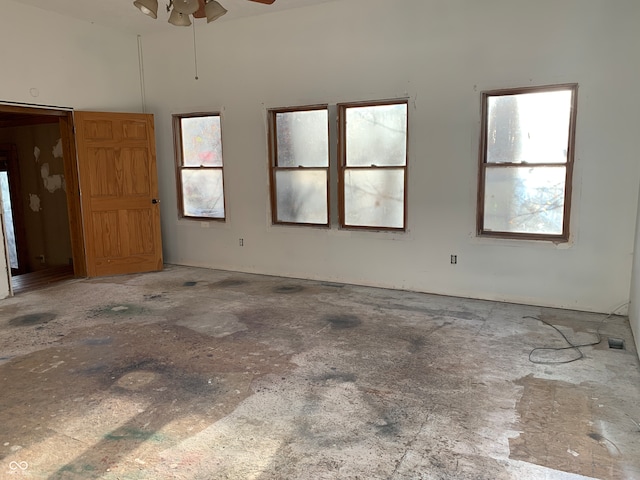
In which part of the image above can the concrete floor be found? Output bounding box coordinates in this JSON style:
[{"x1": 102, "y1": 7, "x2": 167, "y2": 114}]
[{"x1": 1, "y1": 265, "x2": 639, "y2": 480}]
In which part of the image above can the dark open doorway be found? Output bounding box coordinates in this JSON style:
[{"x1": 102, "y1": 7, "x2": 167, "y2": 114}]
[{"x1": 0, "y1": 104, "x2": 86, "y2": 294}]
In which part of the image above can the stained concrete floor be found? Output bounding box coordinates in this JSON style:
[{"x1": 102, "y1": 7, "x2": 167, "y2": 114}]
[{"x1": 0, "y1": 265, "x2": 639, "y2": 480}]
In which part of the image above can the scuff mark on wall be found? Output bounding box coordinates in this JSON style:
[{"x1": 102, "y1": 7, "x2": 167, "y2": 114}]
[
  {"x1": 29, "y1": 194, "x2": 41, "y2": 212},
  {"x1": 52, "y1": 138, "x2": 63, "y2": 159},
  {"x1": 34, "y1": 146, "x2": 40, "y2": 162},
  {"x1": 40, "y1": 163, "x2": 65, "y2": 193}
]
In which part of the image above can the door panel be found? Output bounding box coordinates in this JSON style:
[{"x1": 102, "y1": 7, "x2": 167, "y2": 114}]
[{"x1": 75, "y1": 112, "x2": 162, "y2": 277}]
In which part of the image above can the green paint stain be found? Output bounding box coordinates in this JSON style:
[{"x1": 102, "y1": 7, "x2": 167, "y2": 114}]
[
  {"x1": 55, "y1": 464, "x2": 97, "y2": 477},
  {"x1": 104, "y1": 427, "x2": 164, "y2": 443}
]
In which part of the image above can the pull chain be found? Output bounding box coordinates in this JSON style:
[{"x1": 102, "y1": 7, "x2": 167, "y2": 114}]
[{"x1": 192, "y1": 20, "x2": 199, "y2": 80}]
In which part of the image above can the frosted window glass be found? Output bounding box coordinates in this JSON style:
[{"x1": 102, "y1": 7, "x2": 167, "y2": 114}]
[
  {"x1": 276, "y1": 110, "x2": 328, "y2": 167},
  {"x1": 181, "y1": 116, "x2": 223, "y2": 167},
  {"x1": 182, "y1": 169, "x2": 225, "y2": 218},
  {"x1": 275, "y1": 170, "x2": 327, "y2": 224},
  {"x1": 487, "y1": 90, "x2": 572, "y2": 164},
  {"x1": 344, "y1": 169, "x2": 404, "y2": 228},
  {"x1": 484, "y1": 166, "x2": 566, "y2": 235},
  {"x1": 346, "y1": 104, "x2": 407, "y2": 166}
]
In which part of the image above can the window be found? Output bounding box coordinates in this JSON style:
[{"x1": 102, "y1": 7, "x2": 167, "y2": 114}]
[
  {"x1": 268, "y1": 106, "x2": 329, "y2": 226},
  {"x1": 339, "y1": 101, "x2": 408, "y2": 230},
  {"x1": 174, "y1": 113, "x2": 225, "y2": 220},
  {"x1": 0, "y1": 156, "x2": 17, "y2": 269},
  {"x1": 477, "y1": 84, "x2": 577, "y2": 241},
  {"x1": 268, "y1": 100, "x2": 408, "y2": 231}
]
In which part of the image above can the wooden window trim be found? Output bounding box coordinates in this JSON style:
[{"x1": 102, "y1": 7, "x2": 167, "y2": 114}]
[
  {"x1": 173, "y1": 112, "x2": 226, "y2": 221},
  {"x1": 476, "y1": 83, "x2": 578, "y2": 242},
  {"x1": 268, "y1": 104, "x2": 330, "y2": 227},
  {"x1": 338, "y1": 99, "x2": 409, "y2": 232}
]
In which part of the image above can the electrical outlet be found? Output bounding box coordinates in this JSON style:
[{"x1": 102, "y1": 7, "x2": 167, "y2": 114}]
[
  {"x1": 239, "y1": 238, "x2": 244, "y2": 247},
  {"x1": 37, "y1": 254, "x2": 45, "y2": 264},
  {"x1": 450, "y1": 254, "x2": 457, "y2": 265}
]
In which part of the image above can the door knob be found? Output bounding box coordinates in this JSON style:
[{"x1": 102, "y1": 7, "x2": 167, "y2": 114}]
[{"x1": 152, "y1": 198, "x2": 160, "y2": 204}]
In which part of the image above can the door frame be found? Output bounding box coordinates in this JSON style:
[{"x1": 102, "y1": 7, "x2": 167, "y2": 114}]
[{"x1": 0, "y1": 104, "x2": 87, "y2": 280}]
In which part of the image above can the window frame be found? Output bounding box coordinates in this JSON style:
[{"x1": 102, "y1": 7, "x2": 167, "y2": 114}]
[
  {"x1": 267, "y1": 104, "x2": 330, "y2": 227},
  {"x1": 476, "y1": 84, "x2": 578, "y2": 242},
  {"x1": 338, "y1": 99, "x2": 409, "y2": 232},
  {"x1": 173, "y1": 112, "x2": 226, "y2": 221}
]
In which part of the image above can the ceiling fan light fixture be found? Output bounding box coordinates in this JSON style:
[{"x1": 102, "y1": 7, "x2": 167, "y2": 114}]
[
  {"x1": 135, "y1": 0, "x2": 275, "y2": 26},
  {"x1": 133, "y1": 0, "x2": 158, "y2": 18},
  {"x1": 168, "y1": 8, "x2": 192, "y2": 26},
  {"x1": 172, "y1": 0, "x2": 200, "y2": 15},
  {"x1": 205, "y1": 1, "x2": 227, "y2": 23}
]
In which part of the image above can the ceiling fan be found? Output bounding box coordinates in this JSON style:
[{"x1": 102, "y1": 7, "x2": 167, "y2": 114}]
[{"x1": 134, "y1": 0, "x2": 276, "y2": 26}]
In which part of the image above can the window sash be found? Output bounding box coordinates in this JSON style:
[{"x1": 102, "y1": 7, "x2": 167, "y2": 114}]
[
  {"x1": 268, "y1": 105, "x2": 330, "y2": 227},
  {"x1": 481, "y1": 163, "x2": 568, "y2": 236},
  {"x1": 338, "y1": 100, "x2": 408, "y2": 231},
  {"x1": 342, "y1": 166, "x2": 406, "y2": 229},
  {"x1": 173, "y1": 113, "x2": 226, "y2": 220},
  {"x1": 477, "y1": 84, "x2": 577, "y2": 241},
  {"x1": 272, "y1": 167, "x2": 329, "y2": 225}
]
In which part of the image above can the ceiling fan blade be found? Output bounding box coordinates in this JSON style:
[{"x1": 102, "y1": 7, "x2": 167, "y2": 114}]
[
  {"x1": 193, "y1": 0, "x2": 275, "y2": 17},
  {"x1": 193, "y1": 0, "x2": 206, "y2": 18}
]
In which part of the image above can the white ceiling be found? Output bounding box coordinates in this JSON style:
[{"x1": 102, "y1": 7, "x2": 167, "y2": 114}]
[{"x1": 9, "y1": 0, "x2": 336, "y2": 35}]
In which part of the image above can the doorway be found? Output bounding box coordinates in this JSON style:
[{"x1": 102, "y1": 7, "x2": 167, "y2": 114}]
[
  {"x1": 0, "y1": 104, "x2": 163, "y2": 295},
  {"x1": 0, "y1": 105, "x2": 85, "y2": 294}
]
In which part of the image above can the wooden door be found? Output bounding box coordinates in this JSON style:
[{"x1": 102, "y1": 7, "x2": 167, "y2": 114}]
[{"x1": 74, "y1": 111, "x2": 162, "y2": 277}]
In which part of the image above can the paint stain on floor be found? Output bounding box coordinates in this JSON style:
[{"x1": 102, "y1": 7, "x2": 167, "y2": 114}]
[
  {"x1": 273, "y1": 285, "x2": 305, "y2": 294},
  {"x1": 9, "y1": 312, "x2": 57, "y2": 327},
  {"x1": 213, "y1": 279, "x2": 249, "y2": 288},
  {"x1": 324, "y1": 314, "x2": 362, "y2": 329}
]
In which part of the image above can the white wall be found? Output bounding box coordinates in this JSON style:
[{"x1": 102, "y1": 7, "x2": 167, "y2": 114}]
[
  {"x1": 0, "y1": 0, "x2": 143, "y2": 299},
  {"x1": 1, "y1": 1, "x2": 142, "y2": 111},
  {"x1": 139, "y1": 0, "x2": 640, "y2": 314}
]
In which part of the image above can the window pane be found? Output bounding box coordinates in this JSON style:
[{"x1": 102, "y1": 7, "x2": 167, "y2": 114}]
[
  {"x1": 344, "y1": 169, "x2": 404, "y2": 228},
  {"x1": 487, "y1": 90, "x2": 572, "y2": 164},
  {"x1": 275, "y1": 170, "x2": 327, "y2": 224},
  {"x1": 181, "y1": 169, "x2": 225, "y2": 218},
  {"x1": 276, "y1": 110, "x2": 328, "y2": 167},
  {"x1": 181, "y1": 116, "x2": 223, "y2": 167},
  {"x1": 484, "y1": 166, "x2": 566, "y2": 235},
  {"x1": 346, "y1": 103, "x2": 407, "y2": 166}
]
